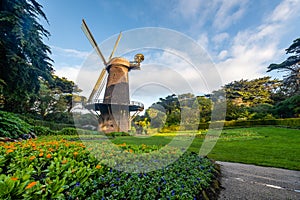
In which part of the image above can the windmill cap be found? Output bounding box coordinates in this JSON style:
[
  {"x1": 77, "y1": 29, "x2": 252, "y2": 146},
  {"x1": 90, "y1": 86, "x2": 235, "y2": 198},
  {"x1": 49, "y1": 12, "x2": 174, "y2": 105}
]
[{"x1": 107, "y1": 57, "x2": 130, "y2": 67}]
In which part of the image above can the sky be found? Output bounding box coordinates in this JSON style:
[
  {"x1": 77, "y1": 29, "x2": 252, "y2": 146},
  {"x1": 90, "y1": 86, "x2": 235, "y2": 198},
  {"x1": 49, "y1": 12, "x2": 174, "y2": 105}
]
[{"x1": 38, "y1": 0, "x2": 300, "y2": 109}]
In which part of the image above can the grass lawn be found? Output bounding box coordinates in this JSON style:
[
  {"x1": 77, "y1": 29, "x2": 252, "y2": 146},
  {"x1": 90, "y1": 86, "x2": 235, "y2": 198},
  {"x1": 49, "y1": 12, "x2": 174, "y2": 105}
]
[{"x1": 112, "y1": 127, "x2": 300, "y2": 171}]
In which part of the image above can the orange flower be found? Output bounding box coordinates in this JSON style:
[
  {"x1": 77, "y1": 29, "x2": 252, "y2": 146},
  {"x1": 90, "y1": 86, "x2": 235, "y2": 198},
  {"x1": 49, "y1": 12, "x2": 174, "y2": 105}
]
[
  {"x1": 10, "y1": 177, "x2": 18, "y2": 181},
  {"x1": 26, "y1": 181, "x2": 37, "y2": 189},
  {"x1": 96, "y1": 165, "x2": 101, "y2": 169},
  {"x1": 118, "y1": 143, "x2": 126, "y2": 147},
  {"x1": 73, "y1": 152, "x2": 79, "y2": 157},
  {"x1": 46, "y1": 154, "x2": 51, "y2": 159},
  {"x1": 129, "y1": 149, "x2": 133, "y2": 153},
  {"x1": 6, "y1": 149, "x2": 14, "y2": 154},
  {"x1": 29, "y1": 156, "x2": 36, "y2": 160},
  {"x1": 48, "y1": 148, "x2": 54, "y2": 152},
  {"x1": 61, "y1": 159, "x2": 68, "y2": 164},
  {"x1": 39, "y1": 152, "x2": 44, "y2": 157}
]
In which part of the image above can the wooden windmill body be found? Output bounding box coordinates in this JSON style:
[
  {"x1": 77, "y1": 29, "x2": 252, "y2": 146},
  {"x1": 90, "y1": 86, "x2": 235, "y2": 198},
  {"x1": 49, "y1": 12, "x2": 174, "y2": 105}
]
[{"x1": 82, "y1": 20, "x2": 144, "y2": 133}]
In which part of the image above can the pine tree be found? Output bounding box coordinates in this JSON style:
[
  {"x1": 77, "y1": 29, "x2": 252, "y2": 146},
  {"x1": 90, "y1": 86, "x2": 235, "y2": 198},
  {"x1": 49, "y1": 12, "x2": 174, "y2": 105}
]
[
  {"x1": 267, "y1": 38, "x2": 300, "y2": 96},
  {"x1": 0, "y1": 0, "x2": 53, "y2": 113}
]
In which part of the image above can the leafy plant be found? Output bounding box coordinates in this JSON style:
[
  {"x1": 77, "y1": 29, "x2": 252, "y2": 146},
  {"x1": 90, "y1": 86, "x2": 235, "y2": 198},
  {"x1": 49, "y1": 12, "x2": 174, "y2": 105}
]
[
  {"x1": 0, "y1": 111, "x2": 32, "y2": 139},
  {"x1": 0, "y1": 136, "x2": 219, "y2": 199}
]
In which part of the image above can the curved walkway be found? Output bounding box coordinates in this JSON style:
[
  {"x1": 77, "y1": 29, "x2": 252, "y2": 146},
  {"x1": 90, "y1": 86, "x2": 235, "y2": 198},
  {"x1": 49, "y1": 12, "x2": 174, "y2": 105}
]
[{"x1": 217, "y1": 161, "x2": 300, "y2": 200}]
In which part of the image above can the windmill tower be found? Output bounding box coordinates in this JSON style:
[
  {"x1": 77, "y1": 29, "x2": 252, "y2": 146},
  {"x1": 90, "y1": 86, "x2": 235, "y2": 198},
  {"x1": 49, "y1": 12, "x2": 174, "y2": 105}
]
[{"x1": 81, "y1": 19, "x2": 144, "y2": 133}]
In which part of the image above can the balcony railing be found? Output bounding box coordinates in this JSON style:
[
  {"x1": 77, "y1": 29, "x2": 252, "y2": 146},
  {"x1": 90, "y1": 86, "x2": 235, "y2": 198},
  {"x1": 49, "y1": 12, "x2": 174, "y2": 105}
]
[{"x1": 86, "y1": 99, "x2": 144, "y2": 108}]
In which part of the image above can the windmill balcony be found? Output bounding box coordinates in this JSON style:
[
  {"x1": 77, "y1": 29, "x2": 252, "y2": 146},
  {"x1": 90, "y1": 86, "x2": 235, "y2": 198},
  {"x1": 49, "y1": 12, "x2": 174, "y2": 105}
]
[{"x1": 85, "y1": 99, "x2": 144, "y2": 112}]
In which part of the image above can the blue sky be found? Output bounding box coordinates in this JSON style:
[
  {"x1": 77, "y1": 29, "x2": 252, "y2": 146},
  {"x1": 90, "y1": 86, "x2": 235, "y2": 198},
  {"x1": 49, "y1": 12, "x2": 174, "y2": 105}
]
[{"x1": 38, "y1": 0, "x2": 300, "y2": 108}]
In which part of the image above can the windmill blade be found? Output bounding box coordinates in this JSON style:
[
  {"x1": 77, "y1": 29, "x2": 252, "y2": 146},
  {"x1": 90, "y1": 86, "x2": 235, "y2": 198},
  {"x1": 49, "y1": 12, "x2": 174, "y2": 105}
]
[
  {"x1": 81, "y1": 19, "x2": 107, "y2": 66},
  {"x1": 94, "y1": 73, "x2": 108, "y2": 100},
  {"x1": 88, "y1": 68, "x2": 107, "y2": 102},
  {"x1": 108, "y1": 32, "x2": 122, "y2": 61}
]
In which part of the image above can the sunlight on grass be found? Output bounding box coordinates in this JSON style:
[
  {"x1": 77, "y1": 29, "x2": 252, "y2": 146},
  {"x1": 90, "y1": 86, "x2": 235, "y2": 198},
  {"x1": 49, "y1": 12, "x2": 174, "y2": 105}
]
[{"x1": 110, "y1": 127, "x2": 300, "y2": 170}]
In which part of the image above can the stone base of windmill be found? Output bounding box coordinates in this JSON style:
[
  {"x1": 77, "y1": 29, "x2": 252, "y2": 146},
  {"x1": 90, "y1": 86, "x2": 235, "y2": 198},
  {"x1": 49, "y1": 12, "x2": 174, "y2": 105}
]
[{"x1": 98, "y1": 110, "x2": 130, "y2": 133}]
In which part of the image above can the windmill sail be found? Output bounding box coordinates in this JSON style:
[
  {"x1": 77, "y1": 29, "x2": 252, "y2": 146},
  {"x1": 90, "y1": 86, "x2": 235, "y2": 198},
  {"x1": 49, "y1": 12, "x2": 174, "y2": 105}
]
[
  {"x1": 109, "y1": 32, "x2": 122, "y2": 60},
  {"x1": 81, "y1": 19, "x2": 107, "y2": 65}
]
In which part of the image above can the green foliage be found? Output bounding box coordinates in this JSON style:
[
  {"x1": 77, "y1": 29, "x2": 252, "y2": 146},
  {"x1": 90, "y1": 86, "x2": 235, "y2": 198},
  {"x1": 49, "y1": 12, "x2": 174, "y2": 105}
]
[
  {"x1": 32, "y1": 126, "x2": 56, "y2": 136},
  {"x1": 33, "y1": 120, "x2": 74, "y2": 131},
  {"x1": 57, "y1": 128, "x2": 78, "y2": 135},
  {"x1": 248, "y1": 103, "x2": 274, "y2": 120},
  {"x1": 0, "y1": 0, "x2": 53, "y2": 113},
  {"x1": 145, "y1": 104, "x2": 167, "y2": 128},
  {"x1": 0, "y1": 111, "x2": 32, "y2": 138},
  {"x1": 213, "y1": 118, "x2": 300, "y2": 129},
  {"x1": 0, "y1": 137, "x2": 218, "y2": 199},
  {"x1": 32, "y1": 78, "x2": 78, "y2": 122},
  {"x1": 273, "y1": 95, "x2": 300, "y2": 118},
  {"x1": 221, "y1": 77, "x2": 279, "y2": 107},
  {"x1": 105, "y1": 132, "x2": 130, "y2": 137},
  {"x1": 56, "y1": 127, "x2": 98, "y2": 135},
  {"x1": 268, "y1": 38, "x2": 300, "y2": 96},
  {"x1": 197, "y1": 96, "x2": 212, "y2": 122}
]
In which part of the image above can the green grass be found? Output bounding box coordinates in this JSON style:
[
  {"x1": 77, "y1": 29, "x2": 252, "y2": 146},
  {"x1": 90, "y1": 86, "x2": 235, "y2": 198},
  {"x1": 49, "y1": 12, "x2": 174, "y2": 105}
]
[
  {"x1": 208, "y1": 127, "x2": 300, "y2": 170},
  {"x1": 111, "y1": 127, "x2": 300, "y2": 170}
]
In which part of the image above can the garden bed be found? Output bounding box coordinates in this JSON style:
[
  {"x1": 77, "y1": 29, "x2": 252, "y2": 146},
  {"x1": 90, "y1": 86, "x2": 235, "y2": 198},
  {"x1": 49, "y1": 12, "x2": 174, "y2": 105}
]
[{"x1": 0, "y1": 136, "x2": 221, "y2": 199}]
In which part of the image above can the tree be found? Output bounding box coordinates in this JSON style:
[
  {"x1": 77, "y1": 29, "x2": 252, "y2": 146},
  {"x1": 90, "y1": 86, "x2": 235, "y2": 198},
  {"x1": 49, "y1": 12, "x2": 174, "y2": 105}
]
[
  {"x1": 210, "y1": 77, "x2": 280, "y2": 120},
  {"x1": 267, "y1": 38, "x2": 300, "y2": 96},
  {"x1": 145, "y1": 104, "x2": 167, "y2": 128},
  {"x1": 0, "y1": 0, "x2": 53, "y2": 113},
  {"x1": 273, "y1": 95, "x2": 300, "y2": 118},
  {"x1": 222, "y1": 77, "x2": 279, "y2": 107},
  {"x1": 32, "y1": 75, "x2": 80, "y2": 123},
  {"x1": 197, "y1": 96, "x2": 212, "y2": 122}
]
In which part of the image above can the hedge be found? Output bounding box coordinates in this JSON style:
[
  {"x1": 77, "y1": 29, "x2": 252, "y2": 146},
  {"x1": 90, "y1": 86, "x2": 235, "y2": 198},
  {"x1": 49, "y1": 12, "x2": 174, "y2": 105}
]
[
  {"x1": 198, "y1": 118, "x2": 300, "y2": 130},
  {"x1": 171, "y1": 118, "x2": 300, "y2": 130}
]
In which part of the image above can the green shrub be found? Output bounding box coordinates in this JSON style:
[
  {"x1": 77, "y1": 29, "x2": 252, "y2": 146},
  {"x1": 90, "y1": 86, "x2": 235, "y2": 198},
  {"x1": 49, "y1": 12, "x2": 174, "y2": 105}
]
[
  {"x1": 57, "y1": 127, "x2": 98, "y2": 135},
  {"x1": 57, "y1": 127, "x2": 78, "y2": 135},
  {"x1": 275, "y1": 118, "x2": 300, "y2": 128},
  {"x1": 33, "y1": 120, "x2": 75, "y2": 130},
  {"x1": 210, "y1": 118, "x2": 300, "y2": 129},
  {"x1": 0, "y1": 111, "x2": 32, "y2": 139},
  {"x1": 160, "y1": 125, "x2": 180, "y2": 132},
  {"x1": 105, "y1": 132, "x2": 130, "y2": 137},
  {"x1": 33, "y1": 126, "x2": 56, "y2": 136}
]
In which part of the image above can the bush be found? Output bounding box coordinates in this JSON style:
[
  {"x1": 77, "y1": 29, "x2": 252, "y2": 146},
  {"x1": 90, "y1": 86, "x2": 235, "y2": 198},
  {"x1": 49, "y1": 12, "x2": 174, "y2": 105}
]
[
  {"x1": 32, "y1": 120, "x2": 75, "y2": 131},
  {"x1": 18, "y1": 115, "x2": 75, "y2": 131},
  {"x1": 0, "y1": 111, "x2": 32, "y2": 139},
  {"x1": 57, "y1": 127, "x2": 78, "y2": 135},
  {"x1": 33, "y1": 126, "x2": 56, "y2": 136},
  {"x1": 208, "y1": 118, "x2": 300, "y2": 129},
  {"x1": 162, "y1": 118, "x2": 300, "y2": 131},
  {"x1": 105, "y1": 132, "x2": 130, "y2": 137},
  {"x1": 57, "y1": 127, "x2": 98, "y2": 135},
  {"x1": 160, "y1": 125, "x2": 180, "y2": 133}
]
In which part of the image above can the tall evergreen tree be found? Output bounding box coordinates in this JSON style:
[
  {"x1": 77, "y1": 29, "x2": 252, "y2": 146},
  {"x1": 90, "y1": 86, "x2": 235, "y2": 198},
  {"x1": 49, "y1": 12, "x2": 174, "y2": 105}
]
[
  {"x1": 0, "y1": 0, "x2": 53, "y2": 113},
  {"x1": 267, "y1": 38, "x2": 300, "y2": 96}
]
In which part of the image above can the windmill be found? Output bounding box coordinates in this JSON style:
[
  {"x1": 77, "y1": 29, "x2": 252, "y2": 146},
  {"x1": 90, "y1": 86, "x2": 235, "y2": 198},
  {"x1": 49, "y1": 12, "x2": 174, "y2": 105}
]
[{"x1": 81, "y1": 19, "x2": 144, "y2": 133}]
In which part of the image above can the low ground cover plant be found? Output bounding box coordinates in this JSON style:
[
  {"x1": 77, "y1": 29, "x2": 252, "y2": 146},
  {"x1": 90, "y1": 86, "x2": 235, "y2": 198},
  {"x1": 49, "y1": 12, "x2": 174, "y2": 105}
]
[{"x1": 0, "y1": 136, "x2": 219, "y2": 199}]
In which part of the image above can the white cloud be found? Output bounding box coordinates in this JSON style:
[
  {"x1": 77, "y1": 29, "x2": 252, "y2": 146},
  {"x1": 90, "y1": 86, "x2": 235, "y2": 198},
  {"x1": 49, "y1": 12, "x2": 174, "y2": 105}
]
[
  {"x1": 173, "y1": 0, "x2": 202, "y2": 19},
  {"x1": 51, "y1": 46, "x2": 89, "y2": 59},
  {"x1": 218, "y1": 50, "x2": 228, "y2": 60},
  {"x1": 268, "y1": 0, "x2": 300, "y2": 23},
  {"x1": 215, "y1": 0, "x2": 300, "y2": 84},
  {"x1": 54, "y1": 66, "x2": 81, "y2": 83},
  {"x1": 197, "y1": 33, "x2": 209, "y2": 49},
  {"x1": 213, "y1": 0, "x2": 248, "y2": 30},
  {"x1": 212, "y1": 32, "x2": 230, "y2": 45}
]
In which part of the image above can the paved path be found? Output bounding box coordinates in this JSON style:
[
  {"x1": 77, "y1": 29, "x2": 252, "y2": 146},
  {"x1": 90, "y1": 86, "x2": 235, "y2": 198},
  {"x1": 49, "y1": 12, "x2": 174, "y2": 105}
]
[{"x1": 216, "y1": 161, "x2": 300, "y2": 200}]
